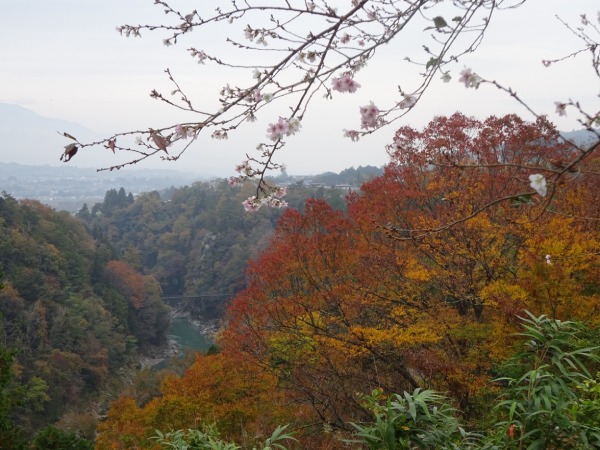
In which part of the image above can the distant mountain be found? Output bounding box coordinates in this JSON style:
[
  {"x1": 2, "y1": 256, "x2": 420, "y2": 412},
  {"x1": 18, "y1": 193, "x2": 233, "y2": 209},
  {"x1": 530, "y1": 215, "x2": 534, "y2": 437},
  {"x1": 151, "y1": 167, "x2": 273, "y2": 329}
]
[
  {"x1": 0, "y1": 103, "x2": 244, "y2": 178},
  {"x1": 560, "y1": 128, "x2": 600, "y2": 148},
  {"x1": 0, "y1": 103, "x2": 108, "y2": 167}
]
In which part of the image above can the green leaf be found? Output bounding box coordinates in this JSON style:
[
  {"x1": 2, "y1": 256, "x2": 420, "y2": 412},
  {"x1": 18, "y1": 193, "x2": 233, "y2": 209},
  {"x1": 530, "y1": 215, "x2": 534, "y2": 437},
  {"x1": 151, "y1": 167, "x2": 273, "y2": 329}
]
[
  {"x1": 508, "y1": 401, "x2": 517, "y2": 421},
  {"x1": 433, "y1": 16, "x2": 448, "y2": 29},
  {"x1": 426, "y1": 57, "x2": 439, "y2": 70},
  {"x1": 510, "y1": 194, "x2": 534, "y2": 207},
  {"x1": 408, "y1": 400, "x2": 417, "y2": 421}
]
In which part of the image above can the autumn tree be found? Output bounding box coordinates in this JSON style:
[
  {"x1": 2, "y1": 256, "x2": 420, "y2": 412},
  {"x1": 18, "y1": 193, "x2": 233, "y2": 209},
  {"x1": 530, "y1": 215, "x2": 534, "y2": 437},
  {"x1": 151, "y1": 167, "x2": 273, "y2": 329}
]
[
  {"x1": 222, "y1": 198, "x2": 374, "y2": 428},
  {"x1": 96, "y1": 312, "x2": 600, "y2": 449},
  {"x1": 105, "y1": 260, "x2": 169, "y2": 348},
  {"x1": 374, "y1": 113, "x2": 600, "y2": 320},
  {"x1": 220, "y1": 113, "x2": 600, "y2": 428}
]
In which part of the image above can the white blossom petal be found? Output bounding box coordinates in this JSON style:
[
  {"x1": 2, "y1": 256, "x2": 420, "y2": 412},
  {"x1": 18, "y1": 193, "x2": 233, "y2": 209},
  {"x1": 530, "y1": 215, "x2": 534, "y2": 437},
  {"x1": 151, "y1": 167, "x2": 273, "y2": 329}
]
[{"x1": 529, "y1": 173, "x2": 547, "y2": 197}]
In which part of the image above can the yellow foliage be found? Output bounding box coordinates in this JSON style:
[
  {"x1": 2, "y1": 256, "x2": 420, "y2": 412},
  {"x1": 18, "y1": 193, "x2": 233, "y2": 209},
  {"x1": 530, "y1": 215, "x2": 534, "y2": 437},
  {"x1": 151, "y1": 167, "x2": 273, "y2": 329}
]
[
  {"x1": 403, "y1": 258, "x2": 433, "y2": 282},
  {"x1": 519, "y1": 216, "x2": 600, "y2": 322},
  {"x1": 95, "y1": 397, "x2": 156, "y2": 450},
  {"x1": 96, "y1": 353, "x2": 294, "y2": 449},
  {"x1": 349, "y1": 319, "x2": 441, "y2": 352},
  {"x1": 480, "y1": 280, "x2": 529, "y2": 308}
]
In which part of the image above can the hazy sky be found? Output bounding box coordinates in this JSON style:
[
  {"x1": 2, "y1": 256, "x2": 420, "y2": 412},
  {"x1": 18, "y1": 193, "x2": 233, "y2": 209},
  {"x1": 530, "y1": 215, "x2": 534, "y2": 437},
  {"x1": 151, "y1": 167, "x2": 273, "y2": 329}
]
[{"x1": 1, "y1": 1, "x2": 598, "y2": 175}]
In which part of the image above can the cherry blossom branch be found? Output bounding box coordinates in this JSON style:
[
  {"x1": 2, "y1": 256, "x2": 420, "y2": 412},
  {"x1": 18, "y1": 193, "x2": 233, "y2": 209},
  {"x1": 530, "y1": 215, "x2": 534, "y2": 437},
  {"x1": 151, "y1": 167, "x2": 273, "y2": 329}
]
[
  {"x1": 63, "y1": 0, "x2": 514, "y2": 203},
  {"x1": 60, "y1": 1, "x2": 600, "y2": 232}
]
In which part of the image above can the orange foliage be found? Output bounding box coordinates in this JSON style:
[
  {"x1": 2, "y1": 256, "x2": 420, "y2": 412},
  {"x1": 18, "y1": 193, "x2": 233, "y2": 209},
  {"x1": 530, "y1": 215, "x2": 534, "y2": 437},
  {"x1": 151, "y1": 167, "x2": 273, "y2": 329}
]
[
  {"x1": 517, "y1": 216, "x2": 600, "y2": 322},
  {"x1": 96, "y1": 352, "x2": 297, "y2": 449},
  {"x1": 105, "y1": 260, "x2": 150, "y2": 309},
  {"x1": 96, "y1": 397, "x2": 155, "y2": 450}
]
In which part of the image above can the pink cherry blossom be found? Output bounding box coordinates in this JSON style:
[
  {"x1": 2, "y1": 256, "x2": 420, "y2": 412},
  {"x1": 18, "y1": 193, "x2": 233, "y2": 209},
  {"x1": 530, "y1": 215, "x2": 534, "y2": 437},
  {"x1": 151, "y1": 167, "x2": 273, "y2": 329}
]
[
  {"x1": 458, "y1": 68, "x2": 481, "y2": 88},
  {"x1": 359, "y1": 102, "x2": 379, "y2": 129},
  {"x1": 251, "y1": 88, "x2": 263, "y2": 102},
  {"x1": 459, "y1": 68, "x2": 473, "y2": 87},
  {"x1": 175, "y1": 124, "x2": 192, "y2": 139},
  {"x1": 267, "y1": 117, "x2": 290, "y2": 141},
  {"x1": 554, "y1": 101, "x2": 567, "y2": 116},
  {"x1": 331, "y1": 74, "x2": 361, "y2": 93},
  {"x1": 242, "y1": 196, "x2": 260, "y2": 212},
  {"x1": 188, "y1": 48, "x2": 208, "y2": 64},
  {"x1": 267, "y1": 198, "x2": 288, "y2": 209},
  {"x1": 343, "y1": 129, "x2": 360, "y2": 142},
  {"x1": 399, "y1": 94, "x2": 416, "y2": 109},
  {"x1": 273, "y1": 186, "x2": 287, "y2": 198},
  {"x1": 265, "y1": 117, "x2": 300, "y2": 140},
  {"x1": 211, "y1": 130, "x2": 228, "y2": 140},
  {"x1": 235, "y1": 160, "x2": 253, "y2": 175}
]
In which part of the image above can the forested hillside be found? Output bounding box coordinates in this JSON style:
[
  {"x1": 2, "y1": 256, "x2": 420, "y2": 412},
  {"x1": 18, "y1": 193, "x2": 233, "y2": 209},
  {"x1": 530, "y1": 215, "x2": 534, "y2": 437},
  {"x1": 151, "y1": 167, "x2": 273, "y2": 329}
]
[
  {"x1": 0, "y1": 193, "x2": 169, "y2": 448},
  {"x1": 79, "y1": 178, "x2": 356, "y2": 309},
  {"x1": 305, "y1": 165, "x2": 383, "y2": 187}
]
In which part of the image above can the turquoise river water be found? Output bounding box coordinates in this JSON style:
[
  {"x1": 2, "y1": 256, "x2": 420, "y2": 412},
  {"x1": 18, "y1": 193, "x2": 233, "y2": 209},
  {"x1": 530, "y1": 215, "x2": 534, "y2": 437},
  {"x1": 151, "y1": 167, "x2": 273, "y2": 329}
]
[
  {"x1": 152, "y1": 317, "x2": 213, "y2": 370},
  {"x1": 168, "y1": 316, "x2": 213, "y2": 353}
]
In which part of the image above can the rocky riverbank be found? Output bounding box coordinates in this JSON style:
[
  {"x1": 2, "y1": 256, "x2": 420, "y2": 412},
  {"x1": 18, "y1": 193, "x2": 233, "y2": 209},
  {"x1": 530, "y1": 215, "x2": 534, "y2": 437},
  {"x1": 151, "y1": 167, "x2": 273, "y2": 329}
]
[{"x1": 138, "y1": 308, "x2": 220, "y2": 369}]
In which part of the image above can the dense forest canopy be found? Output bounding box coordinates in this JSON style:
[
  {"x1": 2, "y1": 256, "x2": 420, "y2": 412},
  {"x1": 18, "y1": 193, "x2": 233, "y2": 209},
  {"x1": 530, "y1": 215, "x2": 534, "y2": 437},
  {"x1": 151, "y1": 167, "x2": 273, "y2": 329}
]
[
  {"x1": 0, "y1": 193, "x2": 168, "y2": 448},
  {"x1": 2, "y1": 112, "x2": 600, "y2": 448},
  {"x1": 1, "y1": 110, "x2": 599, "y2": 448},
  {"x1": 79, "y1": 176, "x2": 369, "y2": 302}
]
